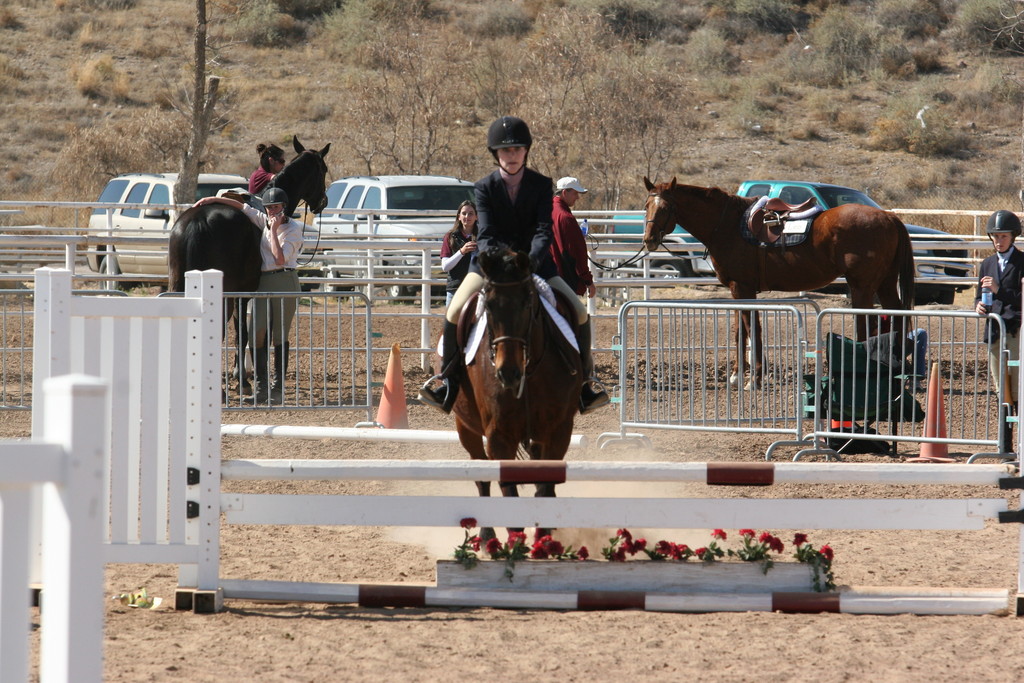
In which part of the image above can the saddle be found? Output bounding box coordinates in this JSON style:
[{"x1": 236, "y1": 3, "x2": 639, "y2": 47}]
[
  {"x1": 218, "y1": 188, "x2": 266, "y2": 214},
  {"x1": 746, "y1": 196, "x2": 821, "y2": 244},
  {"x1": 455, "y1": 286, "x2": 580, "y2": 355}
]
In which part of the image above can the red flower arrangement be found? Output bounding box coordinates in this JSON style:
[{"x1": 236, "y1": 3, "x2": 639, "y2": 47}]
[
  {"x1": 452, "y1": 521, "x2": 835, "y2": 591},
  {"x1": 603, "y1": 528, "x2": 836, "y2": 590},
  {"x1": 453, "y1": 519, "x2": 587, "y2": 580}
]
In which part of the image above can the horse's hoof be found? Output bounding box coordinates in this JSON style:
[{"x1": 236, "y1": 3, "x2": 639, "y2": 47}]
[{"x1": 729, "y1": 373, "x2": 740, "y2": 387}]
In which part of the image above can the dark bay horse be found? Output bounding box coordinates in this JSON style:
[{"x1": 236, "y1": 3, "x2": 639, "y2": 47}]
[
  {"x1": 168, "y1": 136, "x2": 330, "y2": 392},
  {"x1": 642, "y1": 177, "x2": 915, "y2": 387},
  {"x1": 452, "y1": 247, "x2": 583, "y2": 541}
]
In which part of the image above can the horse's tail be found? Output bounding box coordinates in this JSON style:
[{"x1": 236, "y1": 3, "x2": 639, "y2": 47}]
[
  {"x1": 895, "y1": 216, "x2": 916, "y2": 310},
  {"x1": 167, "y1": 206, "x2": 211, "y2": 292}
]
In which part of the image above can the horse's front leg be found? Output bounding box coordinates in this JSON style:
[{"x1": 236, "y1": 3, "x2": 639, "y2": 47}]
[
  {"x1": 749, "y1": 309, "x2": 763, "y2": 390},
  {"x1": 730, "y1": 309, "x2": 748, "y2": 388}
]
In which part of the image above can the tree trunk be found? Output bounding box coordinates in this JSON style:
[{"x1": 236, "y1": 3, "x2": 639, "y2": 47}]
[{"x1": 174, "y1": 0, "x2": 220, "y2": 205}]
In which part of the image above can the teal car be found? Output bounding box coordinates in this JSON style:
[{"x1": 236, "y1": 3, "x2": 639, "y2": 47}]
[
  {"x1": 609, "y1": 212, "x2": 714, "y2": 277},
  {"x1": 737, "y1": 180, "x2": 971, "y2": 305}
]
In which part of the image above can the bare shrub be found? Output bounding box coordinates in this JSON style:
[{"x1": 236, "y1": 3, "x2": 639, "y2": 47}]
[
  {"x1": 801, "y1": 6, "x2": 879, "y2": 86},
  {"x1": 77, "y1": 21, "x2": 105, "y2": 49},
  {"x1": 70, "y1": 55, "x2": 131, "y2": 102},
  {"x1": 683, "y1": 26, "x2": 738, "y2": 74},
  {"x1": 319, "y1": 0, "x2": 439, "y2": 65},
  {"x1": 234, "y1": 0, "x2": 307, "y2": 47},
  {"x1": 875, "y1": 0, "x2": 948, "y2": 39},
  {"x1": 49, "y1": 13, "x2": 83, "y2": 39},
  {"x1": 276, "y1": 0, "x2": 344, "y2": 19},
  {"x1": 569, "y1": 0, "x2": 690, "y2": 43},
  {"x1": 471, "y1": 1, "x2": 533, "y2": 38},
  {"x1": 946, "y1": 0, "x2": 1017, "y2": 52},
  {"x1": 0, "y1": 7, "x2": 22, "y2": 28},
  {"x1": 867, "y1": 100, "x2": 972, "y2": 157},
  {"x1": 877, "y1": 35, "x2": 918, "y2": 77},
  {"x1": 51, "y1": 108, "x2": 184, "y2": 200},
  {"x1": 910, "y1": 40, "x2": 945, "y2": 73}
]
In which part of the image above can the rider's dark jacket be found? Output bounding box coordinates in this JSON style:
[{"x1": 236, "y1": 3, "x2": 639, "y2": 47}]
[{"x1": 472, "y1": 167, "x2": 557, "y2": 279}]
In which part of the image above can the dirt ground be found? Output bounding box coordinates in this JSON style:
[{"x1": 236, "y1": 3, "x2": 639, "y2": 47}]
[{"x1": 12, "y1": 286, "x2": 1024, "y2": 682}]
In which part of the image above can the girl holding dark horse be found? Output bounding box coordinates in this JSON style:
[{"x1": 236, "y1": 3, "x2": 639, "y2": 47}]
[
  {"x1": 418, "y1": 115, "x2": 609, "y2": 414},
  {"x1": 248, "y1": 142, "x2": 286, "y2": 195},
  {"x1": 194, "y1": 187, "x2": 303, "y2": 404},
  {"x1": 440, "y1": 200, "x2": 479, "y2": 306}
]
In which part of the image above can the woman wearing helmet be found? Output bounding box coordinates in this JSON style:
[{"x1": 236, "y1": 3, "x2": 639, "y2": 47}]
[
  {"x1": 976, "y1": 209, "x2": 1024, "y2": 433},
  {"x1": 418, "y1": 116, "x2": 609, "y2": 415},
  {"x1": 194, "y1": 186, "x2": 304, "y2": 404}
]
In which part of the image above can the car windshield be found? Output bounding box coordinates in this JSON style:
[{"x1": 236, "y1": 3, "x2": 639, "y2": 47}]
[
  {"x1": 385, "y1": 186, "x2": 475, "y2": 216},
  {"x1": 196, "y1": 182, "x2": 245, "y2": 202},
  {"x1": 816, "y1": 186, "x2": 882, "y2": 209}
]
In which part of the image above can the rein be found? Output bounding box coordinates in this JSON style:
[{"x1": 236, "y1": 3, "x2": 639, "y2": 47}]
[{"x1": 483, "y1": 274, "x2": 540, "y2": 399}]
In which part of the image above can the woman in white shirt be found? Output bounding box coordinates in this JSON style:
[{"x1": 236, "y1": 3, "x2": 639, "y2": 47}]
[{"x1": 194, "y1": 187, "x2": 304, "y2": 404}]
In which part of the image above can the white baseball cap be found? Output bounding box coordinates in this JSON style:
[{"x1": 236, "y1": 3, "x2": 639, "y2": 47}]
[{"x1": 556, "y1": 177, "x2": 588, "y2": 193}]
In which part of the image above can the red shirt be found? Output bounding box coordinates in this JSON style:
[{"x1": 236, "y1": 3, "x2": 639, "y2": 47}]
[{"x1": 549, "y1": 195, "x2": 593, "y2": 295}]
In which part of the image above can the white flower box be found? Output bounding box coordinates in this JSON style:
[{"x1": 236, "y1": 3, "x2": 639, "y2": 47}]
[{"x1": 436, "y1": 559, "x2": 820, "y2": 594}]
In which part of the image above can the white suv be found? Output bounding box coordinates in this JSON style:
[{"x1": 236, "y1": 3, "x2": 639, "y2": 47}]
[
  {"x1": 315, "y1": 175, "x2": 475, "y2": 237},
  {"x1": 88, "y1": 172, "x2": 247, "y2": 276}
]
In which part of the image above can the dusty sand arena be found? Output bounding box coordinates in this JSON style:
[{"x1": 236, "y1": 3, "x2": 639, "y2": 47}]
[{"x1": 8, "y1": 288, "x2": 1024, "y2": 682}]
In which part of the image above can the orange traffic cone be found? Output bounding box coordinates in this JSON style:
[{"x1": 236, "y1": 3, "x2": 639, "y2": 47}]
[
  {"x1": 375, "y1": 343, "x2": 409, "y2": 429},
  {"x1": 909, "y1": 362, "x2": 953, "y2": 463}
]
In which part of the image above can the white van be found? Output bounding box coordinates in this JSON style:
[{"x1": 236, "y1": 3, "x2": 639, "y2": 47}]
[
  {"x1": 88, "y1": 172, "x2": 248, "y2": 276},
  {"x1": 315, "y1": 175, "x2": 475, "y2": 237}
]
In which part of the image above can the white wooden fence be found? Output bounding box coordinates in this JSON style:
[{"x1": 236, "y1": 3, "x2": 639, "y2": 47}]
[
  {"x1": 1, "y1": 375, "x2": 107, "y2": 683},
  {"x1": 31, "y1": 267, "x2": 223, "y2": 601}
]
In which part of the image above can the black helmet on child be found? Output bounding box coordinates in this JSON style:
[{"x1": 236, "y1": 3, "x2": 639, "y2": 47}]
[
  {"x1": 262, "y1": 187, "x2": 288, "y2": 207},
  {"x1": 986, "y1": 209, "x2": 1022, "y2": 237},
  {"x1": 487, "y1": 116, "x2": 532, "y2": 158}
]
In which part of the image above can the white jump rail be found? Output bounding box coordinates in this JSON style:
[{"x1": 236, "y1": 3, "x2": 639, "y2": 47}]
[
  {"x1": 216, "y1": 458, "x2": 1023, "y2": 616},
  {"x1": 1, "y1": 375, "x2": 106, "y2": 683},
  {"x1": 31, "y1": 267, "x2": 223, "y2": 607},
  {"x1": 221, "y1": 424, "x2": 589, "y2": 449}
]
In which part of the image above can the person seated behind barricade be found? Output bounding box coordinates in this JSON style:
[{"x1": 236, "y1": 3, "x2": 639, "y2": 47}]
[
  {"x1": 249, "y1": 142, "x2": 286, "y2": 195},
  {"x1": 194, "y1": 186, "x2": 304, "y2": 404},
  {"x1": 440, "y1": 201, "x2": 479, "y2": 307},
  {"x1": 417, "y1": 115, "x2": 610, "y2": 415}
]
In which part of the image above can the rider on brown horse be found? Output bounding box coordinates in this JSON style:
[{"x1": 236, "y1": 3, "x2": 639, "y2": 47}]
[{"x1": 418, "y1": 116, "x2": 609, "y2": 415}]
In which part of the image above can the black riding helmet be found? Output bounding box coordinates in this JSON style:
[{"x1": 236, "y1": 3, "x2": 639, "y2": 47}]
[
  {"x1": 262, "y1": 187, "x2": 288, "y2": 207},
  {"x1": 487, "y1": 116, "x2": 532, "y2": 161},
  {"x1": 986, "y1": 209, "x2": 1022, "y2": 237}
]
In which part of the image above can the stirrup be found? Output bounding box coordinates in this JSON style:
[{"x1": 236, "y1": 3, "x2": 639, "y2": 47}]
[
  {"x1": 579, "y1": 378, "x2": 610, "y2": 415},
  {"x1": 417, "y1": 375, "x2": 451, "y2": 412}
]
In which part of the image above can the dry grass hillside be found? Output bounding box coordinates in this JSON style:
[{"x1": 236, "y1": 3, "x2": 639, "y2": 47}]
[{"x1": 2, "y1": 0, "x2": 1024, "y2": 232}]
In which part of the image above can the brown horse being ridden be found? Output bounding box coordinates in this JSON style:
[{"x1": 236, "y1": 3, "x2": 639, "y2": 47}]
[
  {"x1": 642, "y1": 177, "x2": 915, "y2": 388},
  {"x1": 451, "y1": 246, "x2": 583, "y2": 541}
]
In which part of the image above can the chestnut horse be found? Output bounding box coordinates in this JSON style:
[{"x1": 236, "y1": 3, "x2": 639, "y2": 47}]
[
  {"x1": 168, "y1": 136, "x2": 330, "y2": 393},
  {"x1": 642, "y1": 177, "x2": 915, "y2": 387},
  {"x1": 453, "y1": 247, "x2": 583, "y2": 541}
]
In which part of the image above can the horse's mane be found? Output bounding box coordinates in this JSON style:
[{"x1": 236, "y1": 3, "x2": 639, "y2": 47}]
[
  {"x1": 659, "y1": 181, "x2": 754, "y2": 211},
  {"x1": 478, "y1": 247, "x2": 530, "y2": 285}
]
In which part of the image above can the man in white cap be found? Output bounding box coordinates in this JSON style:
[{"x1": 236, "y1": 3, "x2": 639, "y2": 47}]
[{"x1": 550, "y1": 176, "x2": 595, "y2": 300}]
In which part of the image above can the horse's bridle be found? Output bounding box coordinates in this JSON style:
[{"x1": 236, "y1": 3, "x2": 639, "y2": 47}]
[{"x1": 483, "y1": 274, "x2": 539, "y2": 399}]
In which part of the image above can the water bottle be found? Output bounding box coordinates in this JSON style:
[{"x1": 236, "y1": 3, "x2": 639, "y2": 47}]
[
  {"x1": 580, "y1": 218, "x2": 589, "y2": 236},
  {"x1": 981, "y1": 287, "x2": 993, "y2": 309}
]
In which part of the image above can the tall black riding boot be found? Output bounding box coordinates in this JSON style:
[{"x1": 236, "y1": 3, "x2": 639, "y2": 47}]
[
  {"x1": 252, "y1": 345, "x2": 270, "y2": 404},
  {"x1": 270, "y1": 342, "x2": 289, "y2": 405},
  {"x1": 577, "y1": 319, "x2": 610, "y2": 414},
  {"x1": 418, "y1": 320, "x2": 461, "y2": 413}
]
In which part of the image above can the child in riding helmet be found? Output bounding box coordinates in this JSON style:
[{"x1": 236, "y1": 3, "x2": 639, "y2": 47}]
[
  {"x1": 194, "y1": 186, "x2": 303, "y2": 404},
  {"x1": 418, "y1": 115, "x2": 609, "y2": 415}
]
